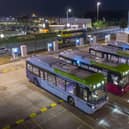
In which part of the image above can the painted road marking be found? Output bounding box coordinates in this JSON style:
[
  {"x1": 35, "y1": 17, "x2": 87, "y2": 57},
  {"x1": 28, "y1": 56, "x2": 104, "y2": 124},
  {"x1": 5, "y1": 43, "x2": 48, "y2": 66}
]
[
  {"x1": 40, "y1": 107, "x2": 48, "y2": 112},
  {"x1": 50, "y1": 103, "x2": 57, "y2": 108},
  {"x1": 16, "y1": 119, "x2": 25, "y2": 125},
  {"x1": 2, "y1": 125, "x2": 10, "y2": 129},
  {"x1": 2, "y1": 100, "x2": 63, "y2": 129},
  {"x1": 29, "y1": 113, "x2": 37, "y2": 119}
]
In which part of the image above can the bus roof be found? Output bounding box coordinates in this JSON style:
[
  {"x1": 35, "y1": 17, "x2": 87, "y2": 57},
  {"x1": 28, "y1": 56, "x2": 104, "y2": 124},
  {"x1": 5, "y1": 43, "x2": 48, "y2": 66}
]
[
  {"x1": 90, "y1": 45, "x2": 129, "y2": 58},
  {"x1": 59, "y1": 50, "x2": 129, "y2": 75},
  {"x1": 27, "y1": 55, "x2": 106, "y2": 91},
  {"x1": 108, "y1": 41, "x2": 129, "y2": 50}
]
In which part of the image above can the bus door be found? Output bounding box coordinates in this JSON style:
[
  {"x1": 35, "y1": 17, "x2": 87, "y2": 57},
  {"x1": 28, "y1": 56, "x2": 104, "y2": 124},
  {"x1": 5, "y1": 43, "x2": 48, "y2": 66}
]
[{"x1": 76, "y1": 85, "x2": 90, "y2": 107}]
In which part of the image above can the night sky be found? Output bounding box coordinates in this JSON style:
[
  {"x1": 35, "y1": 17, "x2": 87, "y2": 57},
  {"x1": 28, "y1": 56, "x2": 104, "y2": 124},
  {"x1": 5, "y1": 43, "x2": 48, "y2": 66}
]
[{"x1": 0, "y1": 0, "x2": 129, "y2": 16}]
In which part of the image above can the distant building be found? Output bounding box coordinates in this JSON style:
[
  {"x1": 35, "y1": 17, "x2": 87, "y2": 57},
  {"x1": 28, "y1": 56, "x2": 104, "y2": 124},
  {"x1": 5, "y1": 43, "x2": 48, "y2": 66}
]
[
  {"x1": 41, "y1": 17, "x2": 92, "y2": 32},
  {"x1": 0, "y1": 17, "x2": 17, "y2": 24},
  {"x1": 58, "y1": 17, "x2": 92, "y2": 28}
]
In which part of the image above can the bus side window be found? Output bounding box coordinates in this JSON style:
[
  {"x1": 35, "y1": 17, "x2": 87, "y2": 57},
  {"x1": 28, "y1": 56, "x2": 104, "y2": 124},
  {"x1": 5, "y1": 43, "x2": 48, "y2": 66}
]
[
  {"x1": 56, "y1": 76, "x2": 65, "y2": 90},
  {"x1": 33, "y1": 66, "x2": 39, "y2": 76},
  {"x1": 44, "y1": 72, "x2": 48, "y2": 80},
  {"x1": 27, "y1": 63, "x2": 32, "y2": 72},
  {"x1": 83, "y1": 89, "x2": 88, "y2": 101},
  {"x1": 66, "y1": 82, "x2": 77, "y2": 95},
  {"x1": 48, "y1": 73, "x2": 56, "y2": 85},
  {"x1": 40, "y1": 70, "x2": 44, "y2": 80}
]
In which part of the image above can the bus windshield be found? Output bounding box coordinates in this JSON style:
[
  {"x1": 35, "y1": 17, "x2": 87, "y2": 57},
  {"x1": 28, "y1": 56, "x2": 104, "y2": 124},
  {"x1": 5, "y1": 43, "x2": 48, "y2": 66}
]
[
  {"x1": 110, "y1": 73, "x2": 129, "y2": 88},
  {"x1": 119, "y1": 75, "x2": 129, "y2": 88},
  {"x1": 89, "y1": 86, "x2": 106, "y2": 103}
]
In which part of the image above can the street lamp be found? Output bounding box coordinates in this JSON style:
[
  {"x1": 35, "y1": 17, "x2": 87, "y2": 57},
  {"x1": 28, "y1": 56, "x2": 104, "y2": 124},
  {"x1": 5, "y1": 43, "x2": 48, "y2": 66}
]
[
  {"x1": 0, "y1": 34, "x2": 4, "y2": 39},
  {"x1": 97, "y1": 2, "x2": 101, "y2": 21},
  {"x1": 66, "y1": 8, "x2": 72, "y2": 27}
]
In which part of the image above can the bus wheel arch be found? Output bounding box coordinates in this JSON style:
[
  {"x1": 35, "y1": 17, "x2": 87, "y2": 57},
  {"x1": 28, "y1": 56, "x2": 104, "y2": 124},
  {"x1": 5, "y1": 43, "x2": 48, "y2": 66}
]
[{"x1": 67, "y1": 96, "x2": 75, "y2": 106}]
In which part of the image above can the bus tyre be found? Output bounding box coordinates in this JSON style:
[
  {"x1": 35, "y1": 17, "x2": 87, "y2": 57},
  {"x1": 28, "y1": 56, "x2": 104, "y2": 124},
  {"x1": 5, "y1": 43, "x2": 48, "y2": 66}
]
[{"x1": 68, "y1": 97, "x2": 74, "y2": 106}]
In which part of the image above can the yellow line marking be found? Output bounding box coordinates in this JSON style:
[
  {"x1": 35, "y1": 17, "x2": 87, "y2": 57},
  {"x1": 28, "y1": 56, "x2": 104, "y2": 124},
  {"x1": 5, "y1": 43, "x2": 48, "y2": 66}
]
[
  {"x1": 16, "y1": 119, "x2": 24, "y2": 125},
  {"x1": 2, "y1": 125, "x2": 10, "y2": 129},
  {"x1": 59, "y1": 100, "x2": 64, "y2": 103},
  {"x1": 40, "y1": 107, "x2": 48, "y2": 112},
  {"x1": 2, "y1": 69, "x2": 9, "y2": 73},
  {"x1": 50, "y1": 103, "x2": 57, "y2": 108},
  {"x1": 29, "y1": 113, "x2": 37, "y2": 118},
  {"x1": 1, "y1": 100, "x2": 63, "y2": 129}
]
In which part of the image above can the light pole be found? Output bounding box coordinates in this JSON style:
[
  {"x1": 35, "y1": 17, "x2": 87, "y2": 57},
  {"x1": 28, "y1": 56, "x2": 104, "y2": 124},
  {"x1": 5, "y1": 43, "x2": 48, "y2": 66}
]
[
  {"x1": 66, "y1": 8, "x2": 72, "y2": 27},
  {"x1": 97, "y1": 2, "x2": 101, "y2": 21}
]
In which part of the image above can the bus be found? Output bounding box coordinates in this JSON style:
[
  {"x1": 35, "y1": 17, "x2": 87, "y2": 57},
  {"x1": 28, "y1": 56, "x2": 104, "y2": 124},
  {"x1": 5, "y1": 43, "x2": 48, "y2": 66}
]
[
  {"x1": 26, "y1": 55, "x2": 108, "y2": 114},
  {"x1": 57, "y1": 29, "x2": 86, "y2": 48},
  {"x1": 59, "y1": 50, "x2": 129, "y2": 95},
  {"x1": 108, "y1": 41, "x2": 129, "y2": 51},
  {"x1": 89, "y1": 45, "x2": 129, "y2": 64}
]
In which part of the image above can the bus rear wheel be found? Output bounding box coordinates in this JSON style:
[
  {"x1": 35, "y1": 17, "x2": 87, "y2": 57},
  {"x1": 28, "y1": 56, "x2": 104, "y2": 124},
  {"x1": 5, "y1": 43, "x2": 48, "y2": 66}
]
[{"x1": 68, "y1": 97, "x2": 74, "y2": 106}]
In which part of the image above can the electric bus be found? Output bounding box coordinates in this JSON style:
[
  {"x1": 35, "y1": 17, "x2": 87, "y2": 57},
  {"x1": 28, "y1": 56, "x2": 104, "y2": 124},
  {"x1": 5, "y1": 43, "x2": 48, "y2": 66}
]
[
  {"x1": 59, "y1": 50, "x2": 129, "y2": 95},
  {"x1": 26, "y1": 55, "x2": 107, "y2": 114}
]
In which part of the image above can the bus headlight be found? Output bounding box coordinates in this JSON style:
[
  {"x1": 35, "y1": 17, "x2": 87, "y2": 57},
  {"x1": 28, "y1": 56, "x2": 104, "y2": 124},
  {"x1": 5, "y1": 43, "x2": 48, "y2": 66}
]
[
  {"x1": 121, "y1": 88, "x2": 124, "y2": 92},
  {"x1": 92, "y1": 105, "x2": 95, "y2": 110},
  {"x1": 114, "y1": 81, "x2": 118, "y2": 85}
]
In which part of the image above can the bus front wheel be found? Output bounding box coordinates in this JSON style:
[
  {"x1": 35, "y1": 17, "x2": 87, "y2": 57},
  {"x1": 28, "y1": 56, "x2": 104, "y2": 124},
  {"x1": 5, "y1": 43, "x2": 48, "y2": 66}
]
[{"x1": 68, "y1": 96, "x2": 75, "y2": 106}]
